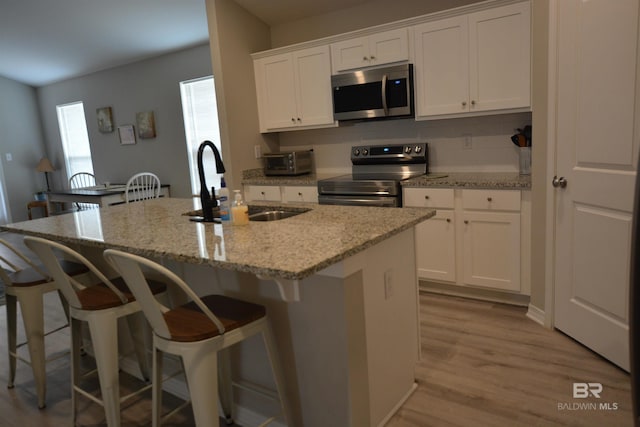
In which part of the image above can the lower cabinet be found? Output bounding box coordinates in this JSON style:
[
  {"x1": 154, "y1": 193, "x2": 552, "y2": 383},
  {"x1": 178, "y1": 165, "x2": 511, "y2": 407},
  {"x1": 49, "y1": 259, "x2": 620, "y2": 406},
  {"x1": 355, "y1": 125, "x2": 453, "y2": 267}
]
[
  {"x1": 405, "y1": 187, "x2": 529, "y2": 296},
  {"x1": 244, "y1": 184, "x2": 318, "y2": 204}
]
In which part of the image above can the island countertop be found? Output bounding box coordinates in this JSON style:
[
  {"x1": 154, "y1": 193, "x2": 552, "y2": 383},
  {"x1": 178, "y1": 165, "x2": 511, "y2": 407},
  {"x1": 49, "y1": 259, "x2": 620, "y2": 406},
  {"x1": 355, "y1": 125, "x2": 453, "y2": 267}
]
[{"x1": 1, "y1": 198, "x2": 434, "y2": 280}]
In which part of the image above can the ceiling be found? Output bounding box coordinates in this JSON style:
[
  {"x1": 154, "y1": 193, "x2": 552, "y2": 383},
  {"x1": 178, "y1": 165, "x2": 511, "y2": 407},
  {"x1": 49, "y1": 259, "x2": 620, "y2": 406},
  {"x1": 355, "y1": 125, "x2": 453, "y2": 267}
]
[{"x1": 0, "y1": 0, "x2": 373, "y2": 87}]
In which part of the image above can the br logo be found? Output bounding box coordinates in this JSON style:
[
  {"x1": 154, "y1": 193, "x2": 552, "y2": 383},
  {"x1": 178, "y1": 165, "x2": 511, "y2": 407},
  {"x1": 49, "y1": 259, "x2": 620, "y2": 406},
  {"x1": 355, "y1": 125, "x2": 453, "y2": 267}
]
[{"x1": 573, "y1": 383, "x2": 603, "y2": 399}]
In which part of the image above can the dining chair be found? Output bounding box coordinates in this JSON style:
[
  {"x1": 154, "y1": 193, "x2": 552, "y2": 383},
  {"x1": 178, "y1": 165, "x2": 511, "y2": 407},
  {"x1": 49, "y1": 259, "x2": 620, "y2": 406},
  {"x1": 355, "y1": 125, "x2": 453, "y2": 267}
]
[
  {"x1": 69, "y1": 172, "x2": 97, "y2": 210},
  {"x1": 0, "y1": 237, "x2": 90, "y2": 409},
  {"x1": 125, "y1": 172, "x2": 161, "y2": 203},
  {"x1": 24, "y1": 236, "x2": 167, "y2": 427},
  {"x1": 103, "y1": 249, "x2": 291, "y2": 427}
]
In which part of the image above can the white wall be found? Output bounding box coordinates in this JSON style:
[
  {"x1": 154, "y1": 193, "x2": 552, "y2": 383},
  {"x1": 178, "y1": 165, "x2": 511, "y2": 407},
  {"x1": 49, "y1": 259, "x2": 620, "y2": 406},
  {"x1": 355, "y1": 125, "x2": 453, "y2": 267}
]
[
  {"x1": 0, "y1": 76, "x2": 48, "y2": 222},
  {"x1": 36, "y1": 44, "x2": 213, "y2": 198},
  {"x1": 279, "y1": 113, "x2": 531, "y2": 175}
]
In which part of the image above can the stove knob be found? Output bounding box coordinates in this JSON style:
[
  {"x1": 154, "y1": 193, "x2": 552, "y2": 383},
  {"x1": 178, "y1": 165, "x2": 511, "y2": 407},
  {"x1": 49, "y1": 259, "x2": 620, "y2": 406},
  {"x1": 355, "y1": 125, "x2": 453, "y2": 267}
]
[
  {"x1": 414, "y1": 145, "x2": 423, "y2": 153},
  {"x1": 353, "y1": 149, "x2": 360, "y2": 156},
  {"x1": 362, "y1": 148, "x2": 369, "y2": 156},
  {"x1": 404, "y1": 146, "x2": 412, "y2": 154}
]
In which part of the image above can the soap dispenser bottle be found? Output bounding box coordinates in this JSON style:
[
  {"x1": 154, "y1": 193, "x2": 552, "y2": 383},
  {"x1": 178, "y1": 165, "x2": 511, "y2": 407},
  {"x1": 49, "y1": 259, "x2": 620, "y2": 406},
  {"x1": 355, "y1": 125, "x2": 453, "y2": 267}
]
[
  {"x1": 218, "y1": 177, "x2": 230, "y2": 222},
  {"x1": 231, "y1": 190, "x2": 249, "y2": 225}
]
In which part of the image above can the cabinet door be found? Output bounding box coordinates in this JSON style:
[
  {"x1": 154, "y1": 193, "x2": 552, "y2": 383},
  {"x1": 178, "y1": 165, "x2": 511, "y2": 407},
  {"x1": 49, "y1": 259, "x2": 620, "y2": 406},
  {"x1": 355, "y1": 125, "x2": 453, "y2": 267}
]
[
  {"x1": 461, "y1": 211, "x2": 520, "y2": 291},
  {"x1": 246, "y1": 185, "x2": 281, "y2": 202},
  {"x1": 468, "y1": 2, "x2": 531, "y2": 112},
  {"x1": 254, "y1": 53, "x2": 297, "y2": 130},
  {"x1": 368, "y1": 28, "x2": 409, "y2": 66},
  {"x1": 281, "y1": 186, "x2": 318, "y2": 203},
  {"x1": 415, "y1": 210, "x2": 456, "y2": 282},
  {"x1": 413, "y1": 16, "x2": 469, "y2": 117},
  {"x1": 293, "y1": 46, "x2": 335, "y2": 127},
  {"x1": 330, "y1": 36, "x2": 370, "y2": 73}
]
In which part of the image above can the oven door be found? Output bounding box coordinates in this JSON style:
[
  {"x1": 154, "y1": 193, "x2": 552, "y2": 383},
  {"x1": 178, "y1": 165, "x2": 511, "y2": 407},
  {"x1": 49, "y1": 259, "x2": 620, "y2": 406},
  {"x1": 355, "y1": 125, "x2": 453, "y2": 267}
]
[{"x1": 318, "y1": 194, "x2": 400, "y2": 207}]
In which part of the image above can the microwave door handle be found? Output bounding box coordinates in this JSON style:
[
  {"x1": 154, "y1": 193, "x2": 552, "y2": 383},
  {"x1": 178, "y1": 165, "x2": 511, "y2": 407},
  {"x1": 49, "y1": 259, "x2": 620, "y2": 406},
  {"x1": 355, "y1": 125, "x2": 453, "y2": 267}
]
[{"x1": 381, "y1": 73, "x2": 389, "y2": 116}]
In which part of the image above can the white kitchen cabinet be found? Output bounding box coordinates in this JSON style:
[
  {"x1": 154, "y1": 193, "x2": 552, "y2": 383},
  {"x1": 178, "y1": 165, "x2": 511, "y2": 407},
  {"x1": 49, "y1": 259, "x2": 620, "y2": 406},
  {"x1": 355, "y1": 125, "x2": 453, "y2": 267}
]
[
  {"x1": 245, "y1": 185, "x2": 281, "y2": 202},
  {"x1": 405, "y1": 188, "x2": 456, "y2": 283},
  {"x1": 405, "y1": 187, "x2": 527, "y2": 296},
  {"x1": 413, "y1": 1, "x2": 531, "y2": 118},
  {"x1": 245, "y1": 184, "x2": 319, "y2": 204},
  {"x1": 330, "y1": 28, "x2": 409, "y2": 74},
  {"x1": 253, "y1": 45, "x2": 335, "y2": 132},
  {"x1": 281, "y1": 186, "x2": 318, "y2": 203},
  {"x1": 461, "y1": 211, "x2": 521, "y2": 291}
]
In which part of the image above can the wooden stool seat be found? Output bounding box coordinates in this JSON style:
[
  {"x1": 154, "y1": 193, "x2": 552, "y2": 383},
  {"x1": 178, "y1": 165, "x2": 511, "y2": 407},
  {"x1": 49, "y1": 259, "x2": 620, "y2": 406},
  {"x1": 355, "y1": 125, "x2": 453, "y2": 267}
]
[
  {"x1": 164, "y1": 295, "x2": 266, "y2": 342},
  {"x1": 27, "y1": 201, "x2": 48, "y2": 220}
]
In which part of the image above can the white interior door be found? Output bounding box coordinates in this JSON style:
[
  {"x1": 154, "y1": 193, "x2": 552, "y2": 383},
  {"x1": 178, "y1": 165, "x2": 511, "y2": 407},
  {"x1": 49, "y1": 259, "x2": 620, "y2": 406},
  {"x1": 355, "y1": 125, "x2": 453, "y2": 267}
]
[{"x1": 554, "y1": 0, "x2": 639, "y2": 371}]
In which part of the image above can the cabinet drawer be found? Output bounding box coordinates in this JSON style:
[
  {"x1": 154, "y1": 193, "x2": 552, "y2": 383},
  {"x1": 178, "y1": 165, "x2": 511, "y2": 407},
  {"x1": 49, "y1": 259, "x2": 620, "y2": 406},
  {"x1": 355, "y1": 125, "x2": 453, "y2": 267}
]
[
  {"x1": 403, "y1": 188, "x2": 454, "y2": 209},
  {"x1": 462, "y1": 189, "x2": 520, "y2": 211},
  {"x1": 282, "y1": 186, "x2": 318, "y2": 203},
  {"x1": 246, "y1": 185, "x2": 281, "y2": 202}
]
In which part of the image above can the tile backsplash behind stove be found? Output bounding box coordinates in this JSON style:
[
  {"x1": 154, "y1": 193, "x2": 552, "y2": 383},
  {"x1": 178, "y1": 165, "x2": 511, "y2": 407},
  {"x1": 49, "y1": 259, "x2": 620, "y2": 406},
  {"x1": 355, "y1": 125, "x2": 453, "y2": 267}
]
[{"x1": 278, "y1": 112, "x2": 532, "y2": 175}]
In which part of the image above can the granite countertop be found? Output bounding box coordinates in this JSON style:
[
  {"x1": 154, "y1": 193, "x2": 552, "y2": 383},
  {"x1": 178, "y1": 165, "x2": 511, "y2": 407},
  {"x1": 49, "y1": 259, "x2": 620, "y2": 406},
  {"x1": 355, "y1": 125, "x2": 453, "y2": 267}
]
[
  {"x1": 243, "y1": 169, "x2": 531, "y2": 189},
  {"x1": 242, "y1": 168, "x2": 323, "y2": 186},
  {"x1": 403, "y1": 172, "x2": 531, "y2": 189},
  {"x1": 1, "y1": 198, "x2": 434, "y2": 280}
]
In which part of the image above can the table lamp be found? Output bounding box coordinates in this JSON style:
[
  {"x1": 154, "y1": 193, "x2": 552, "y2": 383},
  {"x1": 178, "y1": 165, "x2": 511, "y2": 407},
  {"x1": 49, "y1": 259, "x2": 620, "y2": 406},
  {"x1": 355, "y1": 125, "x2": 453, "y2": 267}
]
[{"x1": 36, "y1": 157, "x2": 55, "y2": 191}]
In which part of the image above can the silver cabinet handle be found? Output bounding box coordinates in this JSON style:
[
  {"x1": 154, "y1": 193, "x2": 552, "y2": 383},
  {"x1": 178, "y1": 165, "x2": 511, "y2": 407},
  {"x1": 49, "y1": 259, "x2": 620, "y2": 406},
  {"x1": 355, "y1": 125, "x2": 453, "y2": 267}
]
[
  {"x1": 381, "y1": 73, "x2": 389, "y2": 116},
  {"x1": 552, "y1": 176, "x2": 568, "y2": 188}
]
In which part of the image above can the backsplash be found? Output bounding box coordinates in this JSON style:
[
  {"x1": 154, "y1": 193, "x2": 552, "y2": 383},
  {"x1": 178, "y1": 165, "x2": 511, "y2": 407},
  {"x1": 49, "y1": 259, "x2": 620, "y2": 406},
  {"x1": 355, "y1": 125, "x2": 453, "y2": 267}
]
[{"x1": 278, "y1": 112, "x2": 532, "y2": 174}]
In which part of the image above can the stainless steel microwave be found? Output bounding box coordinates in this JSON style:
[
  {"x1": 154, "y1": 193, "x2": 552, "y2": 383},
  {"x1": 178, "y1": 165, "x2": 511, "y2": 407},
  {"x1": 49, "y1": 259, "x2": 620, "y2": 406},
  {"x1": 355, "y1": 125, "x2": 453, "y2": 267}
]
[
  {"x1": 263, "y1": 151, "x2": 313, "y2": 176},
  {"x1": 331, "y1": 63, "x2": 414, "y2": 121}
]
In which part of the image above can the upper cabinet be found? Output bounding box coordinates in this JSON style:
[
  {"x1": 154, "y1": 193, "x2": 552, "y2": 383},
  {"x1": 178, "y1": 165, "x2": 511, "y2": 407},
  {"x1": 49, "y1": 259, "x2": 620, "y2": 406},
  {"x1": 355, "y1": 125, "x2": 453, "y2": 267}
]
[
  {"x1": 253, "y1": 45, "x2": 336, "y2": 132},
  {"x1": 330, "y1": 28, "x2": 409, "y2": 74},
  {"x1": 413, "y1": 2, "x2": 531, "y2": 119}
]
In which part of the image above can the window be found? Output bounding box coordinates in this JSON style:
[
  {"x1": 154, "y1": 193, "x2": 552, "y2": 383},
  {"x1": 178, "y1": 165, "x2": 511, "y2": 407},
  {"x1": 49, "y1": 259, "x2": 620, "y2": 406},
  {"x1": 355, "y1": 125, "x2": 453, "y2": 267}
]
[
  {"x1": 180, "y1": 76, "x2": 223, "y2": 205},
  {"x1": 56, "y1": 101, "x2": 95, "y2": 180}
]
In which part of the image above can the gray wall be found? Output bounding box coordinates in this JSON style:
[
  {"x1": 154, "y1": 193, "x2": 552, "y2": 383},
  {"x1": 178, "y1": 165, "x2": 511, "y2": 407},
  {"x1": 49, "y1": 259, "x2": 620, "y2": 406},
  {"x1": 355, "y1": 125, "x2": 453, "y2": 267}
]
[
  {"x1": 36, "y1": 43, "x2": 213, "y2": 199},
  {"x1": 0, "y1": 76, "x2": 48, "y2": 222}
]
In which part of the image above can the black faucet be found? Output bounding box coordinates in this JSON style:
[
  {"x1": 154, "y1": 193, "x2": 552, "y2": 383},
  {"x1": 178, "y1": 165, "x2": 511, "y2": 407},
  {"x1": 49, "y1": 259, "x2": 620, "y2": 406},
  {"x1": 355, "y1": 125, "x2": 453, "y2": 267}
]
[{"x1": 197, "y1": 140, "x2": 226, "y2": 222}]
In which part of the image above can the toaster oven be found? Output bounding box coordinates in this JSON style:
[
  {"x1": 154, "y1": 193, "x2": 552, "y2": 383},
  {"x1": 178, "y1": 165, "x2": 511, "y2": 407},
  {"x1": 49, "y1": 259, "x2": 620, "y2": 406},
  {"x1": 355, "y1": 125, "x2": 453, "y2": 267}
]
[{"x1": 263, "y1": 151, "x2": 313, "y2": 176}]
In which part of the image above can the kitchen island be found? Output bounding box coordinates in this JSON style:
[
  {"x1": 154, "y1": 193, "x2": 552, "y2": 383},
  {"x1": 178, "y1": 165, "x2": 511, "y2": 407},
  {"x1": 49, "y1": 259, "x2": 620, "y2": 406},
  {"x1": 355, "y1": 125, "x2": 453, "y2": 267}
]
[{"x1": 2, "y1": 198, "x2": 434, "y2": 426}]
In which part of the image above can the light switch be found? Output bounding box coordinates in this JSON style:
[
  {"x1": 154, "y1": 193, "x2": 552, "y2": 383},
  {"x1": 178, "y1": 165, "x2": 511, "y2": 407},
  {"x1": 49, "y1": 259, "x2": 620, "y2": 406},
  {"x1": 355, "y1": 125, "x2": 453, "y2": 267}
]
[{"x1": 5, "y1": 153, "x2": 12, "y2": 161}]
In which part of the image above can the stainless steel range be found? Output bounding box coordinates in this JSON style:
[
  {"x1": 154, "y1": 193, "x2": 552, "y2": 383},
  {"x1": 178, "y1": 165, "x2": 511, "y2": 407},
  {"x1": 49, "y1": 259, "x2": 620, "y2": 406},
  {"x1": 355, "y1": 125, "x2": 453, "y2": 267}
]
[{"x1": 318, "y1": 143, "x2": 428, "y2": 207}]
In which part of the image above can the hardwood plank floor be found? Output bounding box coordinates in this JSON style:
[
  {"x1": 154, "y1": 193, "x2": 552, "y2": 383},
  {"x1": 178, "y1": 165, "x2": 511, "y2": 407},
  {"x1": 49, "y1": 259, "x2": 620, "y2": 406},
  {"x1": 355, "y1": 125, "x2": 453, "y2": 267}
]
[
  {"x1": 388, "y1": 293, "x2": 632, "y2": 427},
  {"x1": 0, "y1": 230, "x2": 633, "y2": 425}
]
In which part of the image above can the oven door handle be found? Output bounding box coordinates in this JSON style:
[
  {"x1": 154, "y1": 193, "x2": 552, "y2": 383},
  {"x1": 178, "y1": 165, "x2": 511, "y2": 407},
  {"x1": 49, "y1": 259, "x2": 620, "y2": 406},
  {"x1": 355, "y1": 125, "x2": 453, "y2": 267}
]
[{"x1": 381, "y1": 73, "x2": 388, "y2": 116}]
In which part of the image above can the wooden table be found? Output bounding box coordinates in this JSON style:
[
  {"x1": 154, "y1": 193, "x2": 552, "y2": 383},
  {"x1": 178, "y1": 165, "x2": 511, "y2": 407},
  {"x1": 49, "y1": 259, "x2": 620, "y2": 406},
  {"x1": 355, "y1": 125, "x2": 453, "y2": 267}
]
[{"x1": 46, "y1": 184, "x2": 170, "y2": 212}]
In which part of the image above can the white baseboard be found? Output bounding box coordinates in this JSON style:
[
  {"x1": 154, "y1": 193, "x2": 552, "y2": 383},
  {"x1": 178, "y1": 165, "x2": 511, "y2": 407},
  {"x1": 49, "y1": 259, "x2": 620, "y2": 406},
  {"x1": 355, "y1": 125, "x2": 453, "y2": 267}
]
[{"x1": 526, "y1": 303, "x2": 546, "y2": 326}]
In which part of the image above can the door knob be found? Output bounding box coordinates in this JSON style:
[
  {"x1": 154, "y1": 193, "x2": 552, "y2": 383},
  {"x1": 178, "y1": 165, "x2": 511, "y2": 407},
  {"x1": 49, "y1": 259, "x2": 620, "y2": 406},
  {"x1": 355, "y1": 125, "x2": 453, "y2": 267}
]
[{"x1": 552, "y1": 176, "x2": 568, "y2": 188}]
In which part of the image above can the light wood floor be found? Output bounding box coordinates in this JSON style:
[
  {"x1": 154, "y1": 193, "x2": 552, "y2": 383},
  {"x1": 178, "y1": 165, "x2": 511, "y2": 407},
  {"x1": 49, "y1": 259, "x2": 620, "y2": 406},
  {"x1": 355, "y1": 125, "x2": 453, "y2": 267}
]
[
  {"x1": 0, "y1": 231, "x2": 633, "y2": 426},
  {"x1": 389, "y1": 293, "x2": 632, "y2": 427}
]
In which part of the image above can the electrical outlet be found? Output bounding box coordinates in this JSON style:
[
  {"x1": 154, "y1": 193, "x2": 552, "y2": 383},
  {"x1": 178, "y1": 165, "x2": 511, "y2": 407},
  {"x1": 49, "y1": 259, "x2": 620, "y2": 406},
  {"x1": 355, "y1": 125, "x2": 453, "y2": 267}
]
[
  {"x1": 254, "y1": 145, "x2": 262, "y2": 159},
  {"x1": 384, "y1": 269, "x2": 394, "y2": 300},
  {"x1": 463, "y1": 135, "x2": 472, "y2": 150}
]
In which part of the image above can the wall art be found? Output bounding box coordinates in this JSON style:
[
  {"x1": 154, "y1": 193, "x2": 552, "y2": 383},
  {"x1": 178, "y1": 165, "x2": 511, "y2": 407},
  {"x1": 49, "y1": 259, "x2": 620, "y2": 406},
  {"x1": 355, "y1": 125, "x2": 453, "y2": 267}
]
[
  {"x1": 118, "y1": 124, "x2": 136, "y2": 145},
  {"x1": 136, "y1": 110, "x2": 156, "y2": 139},
  {"x1": 96, "y1": 106, "x2": 114, "y2": 133}
]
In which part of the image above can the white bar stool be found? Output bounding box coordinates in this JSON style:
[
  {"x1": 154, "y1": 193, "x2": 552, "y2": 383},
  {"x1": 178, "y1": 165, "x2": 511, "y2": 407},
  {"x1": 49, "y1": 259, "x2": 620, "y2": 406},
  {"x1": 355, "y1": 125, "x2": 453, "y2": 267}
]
[
  {"x1": 104, "y1": 248, "x2": 291, "y2": 427},
  {"x1": 0, "y1": 237, "x2": 89, "y2": 409},
  {"x1": 24, "y1": 236, "x2": 167, "y2": 427}
]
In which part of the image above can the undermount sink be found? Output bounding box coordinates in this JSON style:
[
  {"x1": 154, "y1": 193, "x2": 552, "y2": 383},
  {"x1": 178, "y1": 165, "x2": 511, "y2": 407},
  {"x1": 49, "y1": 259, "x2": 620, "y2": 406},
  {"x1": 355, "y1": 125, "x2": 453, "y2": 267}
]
[
  {"x1": 249, "y1": 210, "x2": 302, "y2": 222},
  {"x1": 183, "y1": 206, "x2": 310, "y2": 222}
]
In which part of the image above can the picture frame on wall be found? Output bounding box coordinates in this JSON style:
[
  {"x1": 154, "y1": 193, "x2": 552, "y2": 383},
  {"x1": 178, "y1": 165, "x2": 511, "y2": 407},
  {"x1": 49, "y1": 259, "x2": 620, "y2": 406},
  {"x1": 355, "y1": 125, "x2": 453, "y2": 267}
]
[
  {"x1": 136, "y1": 111, "x2": 156, "y2": 139},
  {"x1": 96, "y1": 106, "x2": 114, "y2": 133},
  {"x1": 118, "y1": 124, "x2": 136, "y2": 145}
]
